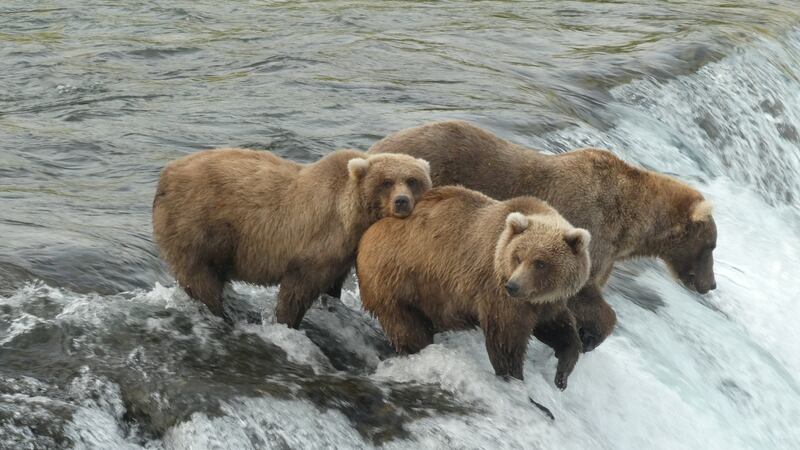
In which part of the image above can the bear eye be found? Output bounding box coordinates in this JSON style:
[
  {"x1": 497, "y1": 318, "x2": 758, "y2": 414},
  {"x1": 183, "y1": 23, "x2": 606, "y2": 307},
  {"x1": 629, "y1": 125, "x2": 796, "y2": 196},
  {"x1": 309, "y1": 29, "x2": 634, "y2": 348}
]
[
  {"x1": 381, "y1": 179, "x2": 393, "y2": 189},
  {"x1": 407, "y1": 178, "x2": 418, "y2": 189},
  {"x1": 534, "y1": 260, "x2": 547, "y2": 270},
  {"x1": 513, "y1": 255, "x2": 521, "y2": 266}
]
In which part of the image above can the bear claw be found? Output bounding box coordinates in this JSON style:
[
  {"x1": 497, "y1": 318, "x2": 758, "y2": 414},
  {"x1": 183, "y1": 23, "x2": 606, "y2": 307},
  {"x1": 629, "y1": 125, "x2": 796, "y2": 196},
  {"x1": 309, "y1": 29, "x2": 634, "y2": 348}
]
[{"x1": 555, "y1": 372, "x2": 568, "y2": 391}]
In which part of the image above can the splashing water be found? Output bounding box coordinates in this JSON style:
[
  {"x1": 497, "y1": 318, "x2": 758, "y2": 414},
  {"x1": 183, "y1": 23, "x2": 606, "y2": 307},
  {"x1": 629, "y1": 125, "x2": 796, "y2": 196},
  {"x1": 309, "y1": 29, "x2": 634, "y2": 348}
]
[{"x1": 2, "y1": 2, "x2": 800, "y2": 449}]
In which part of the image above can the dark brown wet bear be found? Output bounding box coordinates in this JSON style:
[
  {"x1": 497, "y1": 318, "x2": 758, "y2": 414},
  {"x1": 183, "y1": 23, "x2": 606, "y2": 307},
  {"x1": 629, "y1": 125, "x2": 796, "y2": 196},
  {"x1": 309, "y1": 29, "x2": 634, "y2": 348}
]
[
  {"x1": 369, "y1": 120, "x2": 718, "y2": 351},
  {"x1": 357, "y1": 186, "x2": 591, "y2": 389},
  {"x1": 153, "y1": 148, "x2": 431, "y2": 327}
]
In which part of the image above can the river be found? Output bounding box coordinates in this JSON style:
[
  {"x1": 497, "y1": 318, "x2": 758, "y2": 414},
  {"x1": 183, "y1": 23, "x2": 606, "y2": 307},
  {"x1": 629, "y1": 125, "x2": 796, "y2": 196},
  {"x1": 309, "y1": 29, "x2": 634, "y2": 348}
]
[{"x1": 1, "y1": 1, "x2": 799, "y2": 448}]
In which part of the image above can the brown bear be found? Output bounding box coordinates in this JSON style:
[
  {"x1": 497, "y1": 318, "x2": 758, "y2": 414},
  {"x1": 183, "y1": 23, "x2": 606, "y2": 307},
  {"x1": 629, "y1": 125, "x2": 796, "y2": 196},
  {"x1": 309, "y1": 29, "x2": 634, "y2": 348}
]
[
  {"x1": 152, "y1": 148, "x2": 432, "y2": 328},
  {"x1": 369, "y1": 120, "x2": 717, "y2": 351},
  {"x1": 357, "y1": 186, "x2": 591, "y2": 389}
]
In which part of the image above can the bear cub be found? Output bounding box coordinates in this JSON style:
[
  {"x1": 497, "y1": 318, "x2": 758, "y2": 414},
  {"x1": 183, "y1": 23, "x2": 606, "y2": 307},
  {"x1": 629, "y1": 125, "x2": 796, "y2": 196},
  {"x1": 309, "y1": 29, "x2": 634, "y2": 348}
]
[
  {"x1": 153, "y1": 148, "x2": 431, "y2": 327},
  {"x1": 357, "y1": 186, "x2": 591, "y2": 389}
]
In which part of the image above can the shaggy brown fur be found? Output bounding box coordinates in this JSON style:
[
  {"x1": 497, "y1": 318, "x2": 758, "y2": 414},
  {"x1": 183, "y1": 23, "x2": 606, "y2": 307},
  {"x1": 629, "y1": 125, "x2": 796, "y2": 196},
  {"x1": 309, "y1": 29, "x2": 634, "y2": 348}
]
[
  {"x1": 357, "y1": 186, "x2": 591, "y2": 389},
  {"x1": 369, "y1": 120, "x2": 718, "y2": 351},
  {"x1": 153, "y1": 148, "x2": 431, "y2": 327}
]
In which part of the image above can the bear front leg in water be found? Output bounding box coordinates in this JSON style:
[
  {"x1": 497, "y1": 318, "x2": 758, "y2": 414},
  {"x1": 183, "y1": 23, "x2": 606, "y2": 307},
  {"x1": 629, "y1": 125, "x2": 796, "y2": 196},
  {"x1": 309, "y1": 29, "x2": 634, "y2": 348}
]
[
  {"x1": 567, "y1": 284, "x2": 617, "y2": 352},
  {"x1": 274, "y1": 265, "x2": 331, "y2": 328},
  {"x1": 532, "y1": 305, "x2": 581, "y2": 390},
  {"x1": 321, "y1": 270, "x2": 349, "y2": 311},
  {"x1": 325, "y1": 272, "x2": 348, "y2": 299},
  {"x1": 481, "y1": 302, "x2": 537, "y2": 381},
  {"x1": 379, "y1": 303, "x2": 435, "y2": 355},
  {"x1": 180, "y1": 264, "x2": 226, "y2": 319}
]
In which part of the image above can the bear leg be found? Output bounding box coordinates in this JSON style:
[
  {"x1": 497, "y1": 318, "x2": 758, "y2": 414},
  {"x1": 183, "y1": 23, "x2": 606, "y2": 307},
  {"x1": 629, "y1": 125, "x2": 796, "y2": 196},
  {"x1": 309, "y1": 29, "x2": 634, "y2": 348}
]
[
  {"x1": 533, "y1": 306, "x2": 581, "y2": 390},
  {"x1": 179, "y1": 266, "x2": 225, "y2": 318},
  {"x1": 567, "y1": 284, "x2": 617, "y2": 352},
  {"x1": 324, "y1": 271, "x2": 348, "y2": 299},
  {"x1": 482, "y1": 314, "x2": 535, "y2": 381},
  {"x1": 275, "y1": 273, "x2": 324, "y2": 328},
  {"x1": 378, "y1": 304, "x2": 434, "y2": 354}
]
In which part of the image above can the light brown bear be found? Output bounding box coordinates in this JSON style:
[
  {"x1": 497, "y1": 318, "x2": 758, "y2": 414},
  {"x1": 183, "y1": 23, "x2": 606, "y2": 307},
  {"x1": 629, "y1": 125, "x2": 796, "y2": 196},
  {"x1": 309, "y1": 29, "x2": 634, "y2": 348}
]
[
  {"x1": 357, "y1": 186, "x2": 591, "y2": 389},
  {"x1": 369, "y1": 120, "x2": 717, "y2": 351},
  {"x1": 152, "y1": 148, "x2": 432, "y2": 327}
]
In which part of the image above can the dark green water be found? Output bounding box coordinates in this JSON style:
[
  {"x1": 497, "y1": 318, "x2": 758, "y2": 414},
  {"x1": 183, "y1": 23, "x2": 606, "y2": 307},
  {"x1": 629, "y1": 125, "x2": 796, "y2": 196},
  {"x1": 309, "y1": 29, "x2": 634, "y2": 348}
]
[{"x1": 2, "y1": 1, "x2": 800, "y2": 448}]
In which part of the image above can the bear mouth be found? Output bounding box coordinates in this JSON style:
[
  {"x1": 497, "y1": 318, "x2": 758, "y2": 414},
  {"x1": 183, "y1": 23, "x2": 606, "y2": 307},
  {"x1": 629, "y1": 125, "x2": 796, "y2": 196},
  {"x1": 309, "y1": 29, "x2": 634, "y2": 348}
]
[
  {"x1": 391, "y1": 208, "x2": 412, "y2": 218},
  {"x1": 677, "y1": 271, "x2": 715, "y2": 295},
  {"x1": 683, "y1": 279, "x2": 714, "y2": 295},
  {"x1": 520, "y1": 288, "x2": 573, "y2": 305}
]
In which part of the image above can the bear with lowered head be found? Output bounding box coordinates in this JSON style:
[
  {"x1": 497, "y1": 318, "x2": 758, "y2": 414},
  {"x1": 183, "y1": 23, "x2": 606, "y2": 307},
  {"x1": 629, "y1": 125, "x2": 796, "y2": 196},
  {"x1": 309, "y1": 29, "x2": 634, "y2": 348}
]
[{"x1": 369, "y1": 120, "x2": 718, "y2": 352}]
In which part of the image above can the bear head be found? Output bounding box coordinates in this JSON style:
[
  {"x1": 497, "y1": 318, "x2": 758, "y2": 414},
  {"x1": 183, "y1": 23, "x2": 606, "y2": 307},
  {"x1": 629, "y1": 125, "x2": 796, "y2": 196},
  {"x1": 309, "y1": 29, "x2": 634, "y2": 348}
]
[
  {"x1": 494, "y1": 211, "x2": 591, "y2": 303},
  {"x1": 661, "y1": 199, "x2": 717, "y2": 294},
  {"x1": 348, "y1": 154, "x2": 432, "y2": 220}
]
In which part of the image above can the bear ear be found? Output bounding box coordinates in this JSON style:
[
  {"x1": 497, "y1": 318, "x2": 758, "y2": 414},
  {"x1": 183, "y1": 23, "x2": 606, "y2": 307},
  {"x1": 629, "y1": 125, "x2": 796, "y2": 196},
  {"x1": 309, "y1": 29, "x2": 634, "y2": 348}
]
[
  {"x1": 564, "y1": 228, "x2": 591, "y2": 255},
  {"x1": 416, "y1": 158, "x2": 431, "y2": 174},
  {"x1": 690, "y1": 200, "x2": 713, "y2": 223},
  {"x1": 347, "y1": 158, "x2": 370, "y2": 180},
  {"x1": 506, "y1": 212, "x2": 530, "y2": 235}
]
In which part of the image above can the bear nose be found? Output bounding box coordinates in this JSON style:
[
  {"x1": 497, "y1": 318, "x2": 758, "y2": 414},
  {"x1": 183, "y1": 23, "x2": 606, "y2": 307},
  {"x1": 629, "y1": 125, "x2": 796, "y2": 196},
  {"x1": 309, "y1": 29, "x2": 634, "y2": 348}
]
[
  {"x1": 505, "y1": 281, "x2": 520, "y2": 296},
  {"x1": 697, "y1": 280, "x2": 716, "y2": 295},
  {"x1": 394, "y1": 196, "x2": 410, "y2": 210}
]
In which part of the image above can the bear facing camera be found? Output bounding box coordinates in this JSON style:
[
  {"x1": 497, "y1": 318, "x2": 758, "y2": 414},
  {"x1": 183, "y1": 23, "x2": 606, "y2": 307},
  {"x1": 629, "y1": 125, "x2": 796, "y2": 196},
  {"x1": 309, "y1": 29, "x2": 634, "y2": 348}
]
[
  {"x1": 153, "y1": 147, "x2": 431, "y2": 327},
  {"x1": 357, "y1": 185, "x2": 591, "y2": 390}
]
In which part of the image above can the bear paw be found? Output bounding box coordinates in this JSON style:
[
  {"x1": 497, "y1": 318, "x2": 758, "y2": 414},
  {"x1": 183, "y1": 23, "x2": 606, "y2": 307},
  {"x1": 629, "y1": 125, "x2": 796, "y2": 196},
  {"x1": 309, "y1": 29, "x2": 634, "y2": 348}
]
[{"x1": 554, "y1": 371, "x2": 569, "y2": 391}]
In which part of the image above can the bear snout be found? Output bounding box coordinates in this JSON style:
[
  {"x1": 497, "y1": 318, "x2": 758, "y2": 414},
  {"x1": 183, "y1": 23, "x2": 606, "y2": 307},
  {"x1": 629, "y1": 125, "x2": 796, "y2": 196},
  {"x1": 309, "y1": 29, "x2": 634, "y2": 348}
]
[
  {"x1": 694, "y1": 266, "x2": 717, "y2": 294},
  {"x1": 505, "y1": 280, "x2": 521, "y2": 297},
  {"x1": 392, "y1": 195, "x2": 412, "y2": 217},
  {"x1": 694, "y1": 278, "x2": 716, "y2": 294},
  {"x1": 679, "y1": 270, "x2": 716, "y2": 294}
]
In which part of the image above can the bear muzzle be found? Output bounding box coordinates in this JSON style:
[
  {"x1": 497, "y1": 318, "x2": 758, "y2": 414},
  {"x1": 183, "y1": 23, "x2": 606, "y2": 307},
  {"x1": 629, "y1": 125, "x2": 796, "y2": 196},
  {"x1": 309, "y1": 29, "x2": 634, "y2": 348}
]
[
  {"x1": 392, "y1": 195, "x2": 412, "y2": 218},
  {"x1": 680, "y1": 271, "x2": 717, "y2": 295},
  {"x1": 504, "y1": 280, "x2": 521, "y2": 297}
]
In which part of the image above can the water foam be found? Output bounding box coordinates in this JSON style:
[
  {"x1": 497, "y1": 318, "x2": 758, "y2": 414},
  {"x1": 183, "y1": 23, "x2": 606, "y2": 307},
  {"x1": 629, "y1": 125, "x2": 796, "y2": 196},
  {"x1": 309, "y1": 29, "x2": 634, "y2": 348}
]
[{"x1": 2, "y1": 29, "x2": 800, "y2": 450}]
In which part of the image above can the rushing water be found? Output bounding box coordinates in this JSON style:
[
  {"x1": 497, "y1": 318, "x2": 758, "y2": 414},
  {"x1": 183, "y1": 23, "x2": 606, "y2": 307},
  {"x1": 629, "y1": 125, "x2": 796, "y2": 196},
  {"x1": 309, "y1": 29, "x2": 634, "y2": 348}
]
[{"x1": 2, "y1": 1, "x2": 800, "y2": 449}]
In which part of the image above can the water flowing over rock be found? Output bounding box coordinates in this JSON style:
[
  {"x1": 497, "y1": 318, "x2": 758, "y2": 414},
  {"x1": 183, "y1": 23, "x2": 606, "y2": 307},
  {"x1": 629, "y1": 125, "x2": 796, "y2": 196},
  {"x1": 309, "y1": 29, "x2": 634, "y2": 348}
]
[{"x1": 1, "y1": 1, "x2": 799, "y2": 448}]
